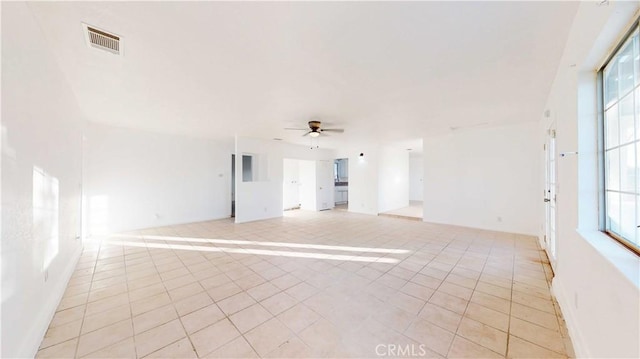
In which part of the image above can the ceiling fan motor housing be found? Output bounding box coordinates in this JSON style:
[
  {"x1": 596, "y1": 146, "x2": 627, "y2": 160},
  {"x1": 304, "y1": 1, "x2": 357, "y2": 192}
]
[{"x1": 308, "y1": 120, "x2": 322, "y2": 131}]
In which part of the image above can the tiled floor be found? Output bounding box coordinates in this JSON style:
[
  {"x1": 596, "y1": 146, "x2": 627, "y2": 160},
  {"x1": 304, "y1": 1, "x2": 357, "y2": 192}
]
[
  {"x1": 37, "y1": 210, "x2": 574, "y2": 358},
  {"x1": 381, "y1": 201, "x2": 424, "y2": 220}
]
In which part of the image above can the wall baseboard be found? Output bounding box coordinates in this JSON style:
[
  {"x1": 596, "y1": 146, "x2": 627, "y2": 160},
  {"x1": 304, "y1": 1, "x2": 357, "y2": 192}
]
[
  {"x1": 551, "y1": 275, "x2": 590, "y2": 359},
  {"x1": 23, "y1": 244, "x2": 83, "y2": 358}
]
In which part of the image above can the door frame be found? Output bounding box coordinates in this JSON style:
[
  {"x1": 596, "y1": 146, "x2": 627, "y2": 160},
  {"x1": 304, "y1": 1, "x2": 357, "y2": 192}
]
[{"x1": 544, "y1": 125, "x2": 558, "y2": 269}]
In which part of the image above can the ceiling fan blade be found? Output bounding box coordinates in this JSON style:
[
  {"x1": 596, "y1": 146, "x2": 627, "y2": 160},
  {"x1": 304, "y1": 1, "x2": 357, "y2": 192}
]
[
  {"x1": 285, "y1": 128, "x2": 308, "y2": 131},
  {"x1": 322, "y1": 128, "x2": 344, "y2": 133},
  {"x1": 302, "y1": 131, "x2": 312, "y2": 137}
]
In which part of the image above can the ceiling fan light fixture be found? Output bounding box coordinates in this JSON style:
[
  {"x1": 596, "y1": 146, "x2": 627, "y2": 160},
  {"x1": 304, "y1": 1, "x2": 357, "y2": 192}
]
[{"x1": 309, "y1": 131, "x2": 320, "y2": 138}]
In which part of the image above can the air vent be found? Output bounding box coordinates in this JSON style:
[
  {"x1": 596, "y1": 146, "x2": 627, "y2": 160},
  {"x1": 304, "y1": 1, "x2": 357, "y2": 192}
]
[{"x1": 82, "y1": 24, "x2": 122, "y2": 56}]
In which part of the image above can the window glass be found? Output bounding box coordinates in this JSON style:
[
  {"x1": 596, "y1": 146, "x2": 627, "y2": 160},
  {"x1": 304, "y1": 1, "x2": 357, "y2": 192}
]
[{"x1": 602, "y1": 25, "x2": 640, "y2": 254}]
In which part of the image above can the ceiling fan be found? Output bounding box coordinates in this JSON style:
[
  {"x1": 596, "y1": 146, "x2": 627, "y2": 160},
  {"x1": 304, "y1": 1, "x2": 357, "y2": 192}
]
[{"x1": 285, "y1": 120, "x2": 345, "y2": 137}]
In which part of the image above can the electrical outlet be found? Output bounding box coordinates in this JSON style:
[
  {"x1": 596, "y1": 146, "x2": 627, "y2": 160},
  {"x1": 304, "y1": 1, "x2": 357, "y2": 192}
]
[{"x1": 497, "y1": 216, "x2": 502, "y2": 222}]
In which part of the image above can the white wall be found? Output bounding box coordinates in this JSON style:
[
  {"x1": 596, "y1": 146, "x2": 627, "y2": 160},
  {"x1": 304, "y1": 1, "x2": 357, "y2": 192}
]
[
  {"x1": 84, "y1": 123, "x2": 232, "y2": 234},
  {"x1": 235, "y1": 137, "x2": 335, "y2": 223},
  {"x1": 540, "y1": 2, "x2": 640, "y2": 358},
  {"x1": 378, "y1": 146, "x2": 410, "y2": 213},
  {"x1": 423, "y1": 122, "x2": 540, "y2": 235},
  {"x1": 1, "y1": 3, "x2": 84, "y2": 357},
  {"x1": 409, "y1": 154, "x2": 424, "y2": 201}
]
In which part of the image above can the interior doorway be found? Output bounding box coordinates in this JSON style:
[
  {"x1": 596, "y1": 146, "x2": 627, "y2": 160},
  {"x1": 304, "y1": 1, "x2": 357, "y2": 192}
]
[
  {"x1": 334, "y1": 158, "x2": 348, "y2": 210},
  {"x1": 283, "y1": 159, "x2": 334, "y2": 212},
  {"x1": 544, "y1": 126, "x2": 557, "y2": 268},
  {"x1": 231, "y1": 154, "x2": 235, "y2": 217}
]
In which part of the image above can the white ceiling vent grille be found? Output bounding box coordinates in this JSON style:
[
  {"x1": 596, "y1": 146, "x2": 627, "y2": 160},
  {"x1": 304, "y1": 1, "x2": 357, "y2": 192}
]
[{"x1": 82, "y1": 24, "x2": 122, "y2": 56}]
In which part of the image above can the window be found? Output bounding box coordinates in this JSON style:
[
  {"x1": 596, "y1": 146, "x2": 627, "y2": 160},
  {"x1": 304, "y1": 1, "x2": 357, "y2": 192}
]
[{"x1": 601, "y1": 21, "x2": 640, "y2": 254}]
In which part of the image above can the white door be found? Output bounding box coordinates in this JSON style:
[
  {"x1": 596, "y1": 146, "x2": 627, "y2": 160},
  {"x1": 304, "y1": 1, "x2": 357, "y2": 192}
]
[
  {"x1": 316, "y1": 160, "x2": 334, "y2": 210},
  {"x1": 283, "y1": 159, "x2": 300, "y2": 210},
  {"x1": 544, "y1": 127, "x2": 557, "y2": 267}
]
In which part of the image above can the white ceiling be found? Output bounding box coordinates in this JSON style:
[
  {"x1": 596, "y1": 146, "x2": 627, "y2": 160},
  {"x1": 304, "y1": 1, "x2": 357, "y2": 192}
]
[{"x1": 28, "y1": 1, "x2": 578, "y2": 151}]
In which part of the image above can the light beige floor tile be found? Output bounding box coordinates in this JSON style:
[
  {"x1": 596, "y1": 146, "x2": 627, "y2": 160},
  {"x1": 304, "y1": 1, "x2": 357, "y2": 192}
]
[
  {"x1": 470, "y1": 291, "x2": 511, "y2": 314},
  {"x1": 199, "y1": 273, "x2": 232, "y2": 290},
  {"x1": 217, "y1": 292, "x2": 257, "y2": 315},
  {"x1": 438, "y1": 282, "x2": 474, "y2": 301},
  {"x1": 132, "y1": 304, "x2": 178, "y2": 334},
  {"x1": 418, "y1": 302, "x2": 463, "y2": 333},
  {"x1": 378, "y1": 273, "x2": 408, "y2": 289},
  {"x1": 246, "y1": 281, "x2": 281, "y2": 302},
  {"x1": 128, "y1": 282, "x2": 166, "y2": 303},
  {"x1": 400, "y1": 281, "x2": 435, "y2": 301},
  {"x1": 509, "y1": 317, "x2": 566, "y2": 354},
  {"x1": 57, "y1": 293, "x2": 89, "y2": 311},
  {"x1": 263, "y1": 337, "x2": 313, "y2": 358},
  {"x1": 63, "y1": 283, "x2": 91, "y2": 298},
  {"x1": 285, "y1": 282, "x2": 318, "y2": 301},
  {"x1": 206, "y1": 281, "x2": 242, "y2": 302},
  {"x1": 40, "y1": 319, "x2": 82, "y2": 349},
  {"x1": 372, "y1": 306, "x2": 416, "y2": 333},
  {"x1": 135, "y1": 319, "x2": 186, "y2": 357},
  {"x1": 87, "y1": 282, "x2": 128, "y2": 303},
  {"x1": 128, "y1": 274, "x2": 163, "y2": 292},
  {"x1": 144, "y1": 337, "x2": 197, "y2": 358},
  {"x1": 131, "y1": 292, "x2": 172, "y2": 316},
  {"x1": 507, "y1": 335, "x2": 567, "y2": 358},
  {"x1": 512, "y1": 290, "x2": 555, "y2": 314},
  {"x1": 457, "y1": 317, "x2": 508, "y2": 356},
  {"x1": 174, "y1": 292, "x2": 214, "y2": 316},
  {"x1": 511, "y1": 302, "x2": 560, "y2": 331},
  {"x1": 229, "y1": 303, "x2": 273, "y2": 333},
  {"x1": 84, "y1": 292, "x2": 129, "y2": 317},
  {"x1": 411, "y1": 273, "x2": 443, "y2": 289},
  {"x1": 464, "y1": 302, "x2": 510, "y2": 332},
  {"x1": 190, "y1": 318, "x2": 241, "y2": 357},
  {"x1": 297, "y1": 318, "x2": 342, "y2": 356},
  {"x1": 181, "y1": 303, "x2": 225, "y2": 334},
  {"x1": 260, "y1": 291, "x2": 298, "y2": 315},
  {"x1": 234, "y1": 273, "x2": 266, "y2": 290},
  {"x1": 80, "y1": 336, "x2": 135, "y2": 358},
  {"x1": 389, "y1": 291, "x2": 427, "y2": 315},
  {"x1": 476, "y1": 281, "x2": 512, "y2": 300},
  {"x1": 164, "y1": 274, "x2": 198, "y2": 291},
  {"x1": 205, "y1": 336, "x2": 258, "y2": 358},
  {"x1": 168, "y1": 282, "x2": 204, "y2": 302},
  {"x1": 277, "y1": 303, "x2": 321, "y2": 334},
  {"x1": 271, "y1": 273, "x2": 302, "y2": 290},
  {"x1": 448, "y1": 335, "x2": 503, "y2": 358},
  {"x1": 244, "y1": 318, "x2": 294, "y2": 356},
  {"x1": 49, "y1": 305, "x2": 85, "y2": 327},
  {"x1": 82, "y1": 304, "x2": 131, "y2": 334},
  {"x1": 36, "y1": 338, "x2": 77, "y2": 358},
  {"x1": 444, "y1": 273, "x2": 478, "y2": 289},
  {"x1": 404, "y1": 317, "x2": 455, "y2": 356},
  {"x1": 429, "y1": 291, "x2": 468, "y2": 315},
  {"x1": 76, "y1": 319, "x2": 133, "y2": 357}
]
